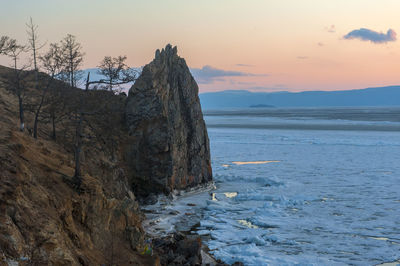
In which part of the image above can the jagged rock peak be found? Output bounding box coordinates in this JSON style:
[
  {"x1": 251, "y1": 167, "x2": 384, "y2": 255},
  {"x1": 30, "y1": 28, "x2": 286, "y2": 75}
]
[
  {"x1": 155, "y1": 43, "x2": 178, "y2": 60},
  {"x1": 125, "y1": 45, "x2": 212, "y2": 196}
]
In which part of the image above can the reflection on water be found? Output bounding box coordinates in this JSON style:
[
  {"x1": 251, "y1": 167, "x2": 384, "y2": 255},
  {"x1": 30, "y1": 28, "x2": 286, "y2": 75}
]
[
  {"x1": 370, "y1": 236, "x2": 390, "y2": 241},
  {"x1": 232, "y1": 160, "x2": 280, "y2": 165}
]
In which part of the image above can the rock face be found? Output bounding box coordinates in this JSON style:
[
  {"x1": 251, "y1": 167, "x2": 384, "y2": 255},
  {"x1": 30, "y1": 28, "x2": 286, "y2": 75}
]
[{"x1": 126, "y1": 44, "x2": 212, "y2": 196}]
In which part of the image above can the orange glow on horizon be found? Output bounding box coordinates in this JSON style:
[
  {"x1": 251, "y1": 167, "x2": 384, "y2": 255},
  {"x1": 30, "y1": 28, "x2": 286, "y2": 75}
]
[{"x1": 1, "y1": 0, "x2": 400, "y2": 92}]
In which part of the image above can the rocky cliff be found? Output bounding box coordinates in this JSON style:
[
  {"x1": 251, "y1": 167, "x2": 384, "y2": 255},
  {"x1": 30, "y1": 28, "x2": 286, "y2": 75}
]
[{"x1": 126, "y1": 44, "x2": 212, "y2": 196}]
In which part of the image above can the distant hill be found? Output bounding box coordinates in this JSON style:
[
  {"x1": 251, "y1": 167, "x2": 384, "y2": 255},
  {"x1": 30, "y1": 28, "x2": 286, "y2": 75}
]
[{"x1": 199, "y1": 86, "x2": 400, "y2": 109}]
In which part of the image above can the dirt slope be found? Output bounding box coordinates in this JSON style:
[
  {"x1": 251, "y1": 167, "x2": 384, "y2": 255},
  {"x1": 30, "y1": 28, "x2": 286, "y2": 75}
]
[{"x1": 0, "y1": 67, "x2": 156, "y2": 265}]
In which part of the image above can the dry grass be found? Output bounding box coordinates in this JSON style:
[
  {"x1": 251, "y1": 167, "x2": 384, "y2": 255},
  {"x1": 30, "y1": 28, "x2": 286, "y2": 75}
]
[{"x1": 0, "y1": 66, "x2": 157, "y2": 265}]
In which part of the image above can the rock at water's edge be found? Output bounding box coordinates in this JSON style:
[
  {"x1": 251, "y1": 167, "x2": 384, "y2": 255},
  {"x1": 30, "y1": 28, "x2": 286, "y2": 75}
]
[{"x1": 126, "y1": 44, "x2": 212, "y2": 196}]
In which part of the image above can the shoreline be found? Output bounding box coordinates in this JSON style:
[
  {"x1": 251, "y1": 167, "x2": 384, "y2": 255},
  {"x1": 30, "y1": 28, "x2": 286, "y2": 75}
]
[
  {"x1": 141, "y1": 183, "x2": 242, "y2": 265},
  {"x1": 141, "y1": 182, "x2": 215, "y2": 237}
]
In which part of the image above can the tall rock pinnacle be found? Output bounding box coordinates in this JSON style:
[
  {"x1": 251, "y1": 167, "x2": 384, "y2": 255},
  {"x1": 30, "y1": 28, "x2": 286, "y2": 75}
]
[{"x1": 125, "y1": 44, "x2": 212, "y2": 196}]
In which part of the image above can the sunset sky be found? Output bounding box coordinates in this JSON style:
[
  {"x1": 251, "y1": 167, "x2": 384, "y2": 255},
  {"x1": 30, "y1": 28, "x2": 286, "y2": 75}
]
[{"x1": 1, "y1": 0, "x2": 400, "y2": 92}]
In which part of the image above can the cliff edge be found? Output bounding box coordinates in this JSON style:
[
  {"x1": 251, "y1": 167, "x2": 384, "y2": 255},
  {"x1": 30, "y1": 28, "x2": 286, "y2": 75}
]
[{"x1": 126, "y1": 44, "x2": 212, "y2": 196}]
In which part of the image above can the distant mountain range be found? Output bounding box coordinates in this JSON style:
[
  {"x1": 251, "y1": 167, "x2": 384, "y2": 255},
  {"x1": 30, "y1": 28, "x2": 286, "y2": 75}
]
[{"x1": 199, "y1": 86, "x2": 400, "y2": 109}]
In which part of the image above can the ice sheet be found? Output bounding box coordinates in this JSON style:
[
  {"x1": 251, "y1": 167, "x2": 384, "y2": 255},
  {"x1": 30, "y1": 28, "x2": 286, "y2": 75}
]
[{"x1": 199, "y1": 109, "x2": 400, "y2": 265}]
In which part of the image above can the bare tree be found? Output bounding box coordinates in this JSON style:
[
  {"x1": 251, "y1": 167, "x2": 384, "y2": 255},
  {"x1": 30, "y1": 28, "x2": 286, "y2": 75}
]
[
  {"x1": 26, "y1": 18, "x2": 45, "y2": 72},
  {"x1": 69, "y1": 55, "x2": 137, "y2": 182},
  {"x1": 66, "y1": 55, "x2": 137, "y2": 184},
  {"x1": 0, "y1": 36, "x2": 12, "y2": 54},
  {"x1": 60, "y1": 86, "x2": 91, "y2": 188},
  {"x1": 26, "y1": 18, "x2": 45, "y2": 93},
  {"x1": 61, "y1": 34, "x2": 84, "y2": 87},
  {"x1": 5, "y1": 39, "x2": 29, "y2": 131},
  {"x1": 70, "y1": 93, "x2": 102, "y2": 188},
  {"x1": 66, "y1": 88, "x2": 126, "y2": 188},
  {"x1": 42, "y1": 84, "x2": 68, "y2": 140},
  {"x1": 31, "y1": 43, "x2": 64, "y2": 138},
  {"x1": 86, "y1": 55, "x2": 138, "y2": 92}
]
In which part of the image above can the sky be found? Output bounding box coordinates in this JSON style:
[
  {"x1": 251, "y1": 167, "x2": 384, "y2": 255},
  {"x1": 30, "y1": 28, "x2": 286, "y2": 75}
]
[{"x1": 1, "y1": 0, "x2": 400, "y2": 93}]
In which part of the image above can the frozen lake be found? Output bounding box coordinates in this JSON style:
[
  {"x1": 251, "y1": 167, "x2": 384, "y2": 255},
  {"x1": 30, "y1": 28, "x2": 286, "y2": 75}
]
[{"x1": 198, "y1": 107, "x2": 400, "y2": 265}]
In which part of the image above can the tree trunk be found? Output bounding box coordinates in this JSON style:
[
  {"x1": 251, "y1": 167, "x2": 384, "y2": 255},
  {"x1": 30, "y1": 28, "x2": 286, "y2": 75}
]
[
  {"x1": 70, "y1": 56, "x2": 74, "y2": 87},
  {"x1": 33, "y1": 96, "x2": 44, "y2": 138},
  {"x1": 33, "y1": 112, "x2": 39, "y2": 138},
  {"x1": 73, "y1": 114, "x2": 83, "y2": 187},
  {"x1": 85, "y1": 72, "x2": 90, "y2": 91},
  {"x1": 33, "y1": 47, "x2": 38, "y2": 90},
  {"x1": 51, "y1": 112, "x2": 56, "y2": 140},
  {"x1": 33, "y1": 82, "x2": 50, "y2": 139},
  {"x1": 18, "y1": 96, "x2": 24, "y2": 132}
]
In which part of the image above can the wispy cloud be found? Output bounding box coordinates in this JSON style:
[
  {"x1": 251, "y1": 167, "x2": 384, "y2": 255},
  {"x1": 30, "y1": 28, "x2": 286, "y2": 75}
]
[
  {"x1": 343, "y1": 28, "x2": 397, "y2": 44},
  {"x1": 236, "y1": 63, "x2": 254, "y2": 67},
  {"x1": 325, "y1": 25, "x2": 336, "y2": 33},
  {"x1": 297, "y1": 56, "x2": 309, "y2": 60},
  {"x1": 190, "y1": 65, "x2": 266, "y2": 84},
  {"x1": 226, "y1": 79, "x2": 257, "y2": 86},
  {"x1": 317, "y1": 42, "x2": 324, "y2": 47}
]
